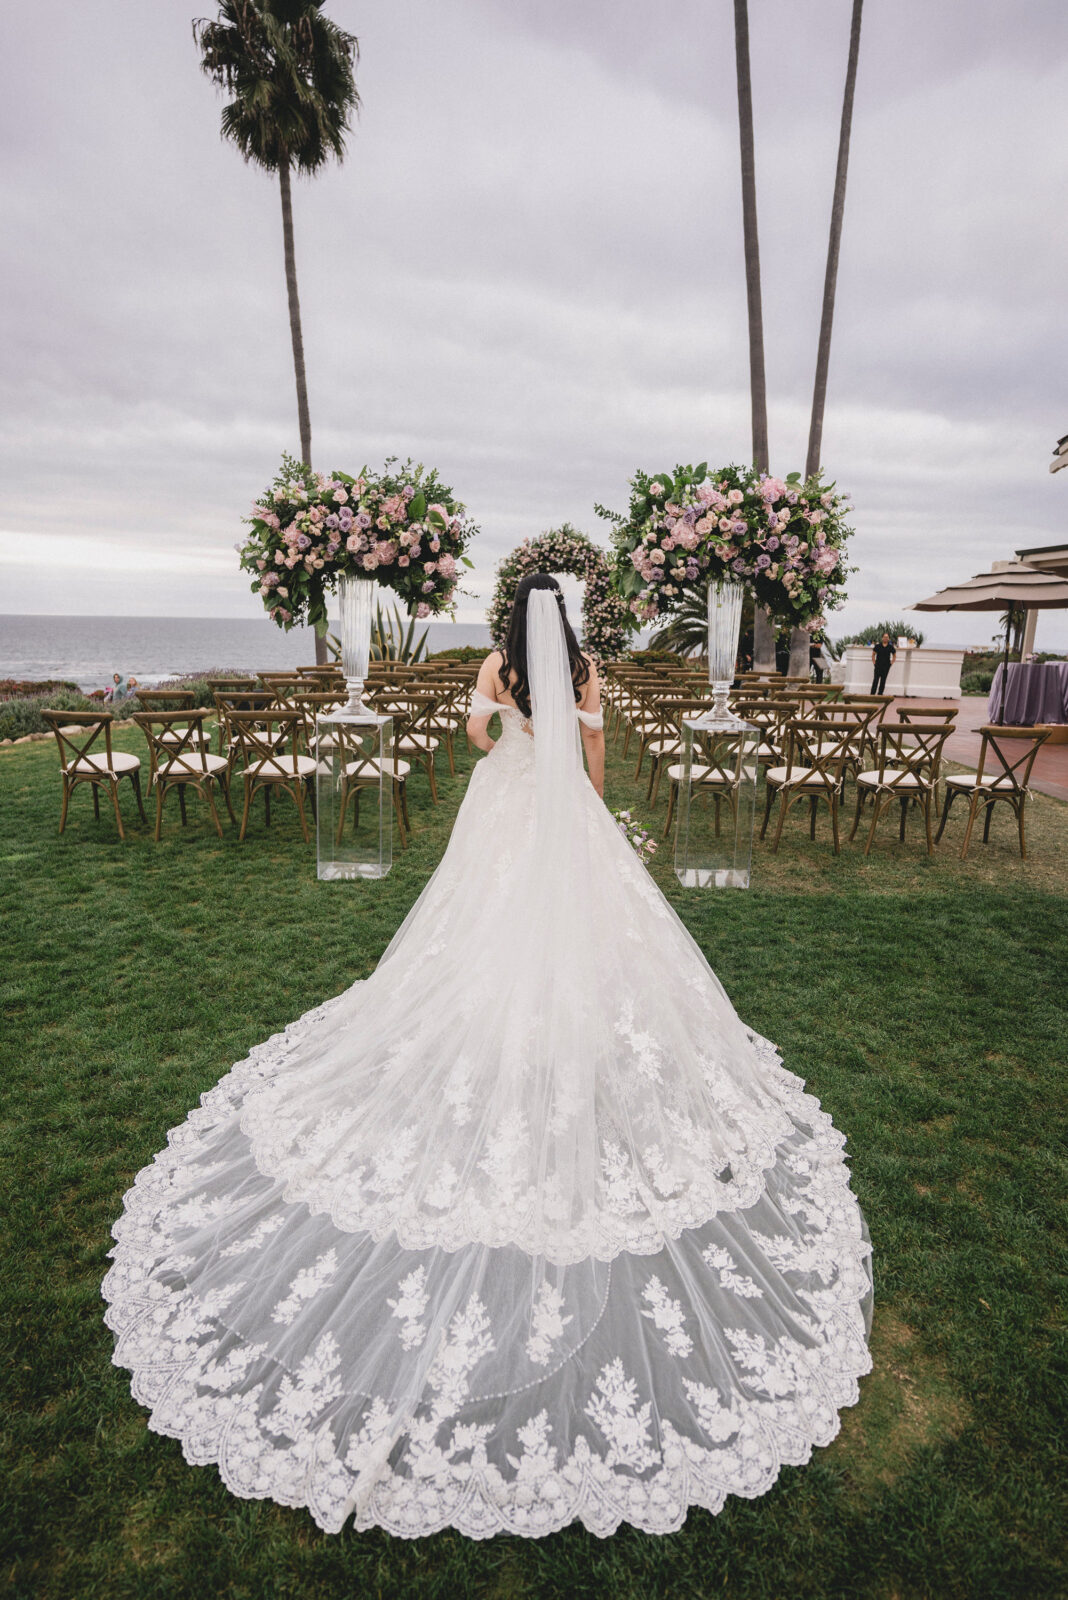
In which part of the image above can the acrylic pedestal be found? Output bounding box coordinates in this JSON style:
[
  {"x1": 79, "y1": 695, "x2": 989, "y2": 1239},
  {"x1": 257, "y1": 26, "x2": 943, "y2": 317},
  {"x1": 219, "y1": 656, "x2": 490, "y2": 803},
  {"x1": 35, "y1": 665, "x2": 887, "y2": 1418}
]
[
  {"x1": 315, "y1": 710, "x2": 393, "y2": 881},
  {"x1": 673, "y1": 715, "x2": 758, "y2": 889}
]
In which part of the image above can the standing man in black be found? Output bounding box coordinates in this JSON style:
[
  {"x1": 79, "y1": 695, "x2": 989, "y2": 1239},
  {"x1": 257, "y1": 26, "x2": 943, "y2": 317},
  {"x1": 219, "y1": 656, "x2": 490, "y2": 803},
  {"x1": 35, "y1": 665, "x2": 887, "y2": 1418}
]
[{"x1": 870, "y1": 632, "x2": 896, "y2": 694}]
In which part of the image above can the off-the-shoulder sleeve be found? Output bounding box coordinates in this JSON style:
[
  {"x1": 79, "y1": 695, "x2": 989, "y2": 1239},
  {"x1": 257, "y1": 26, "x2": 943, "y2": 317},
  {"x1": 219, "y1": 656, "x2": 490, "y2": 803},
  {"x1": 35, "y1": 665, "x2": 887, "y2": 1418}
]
[
  {"x1": 577, "y1": 708, "x2": 604, "y2": 730},
  {"x1": 468, "y1": 687, "x2": 502, "y2": 719}
]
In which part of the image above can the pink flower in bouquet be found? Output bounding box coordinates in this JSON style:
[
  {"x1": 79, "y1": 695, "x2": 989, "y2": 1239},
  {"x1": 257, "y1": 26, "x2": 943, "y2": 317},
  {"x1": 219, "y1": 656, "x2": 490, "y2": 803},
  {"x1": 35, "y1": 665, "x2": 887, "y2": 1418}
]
[
  {"x1": 376, "y1": 515, "x2": 391, "y2": 531},
  {"x1": 728, "y1": 488, "x2": 744, "y2": 506},
  {"x1": 423, "y1": 560, "x2": 437, "y2": 574},
  {"x1": 718, "y1": 517, "x2": 732, "y2": 533},
  {"x1": 277, "y1": 585, "x2": 288, "y2": 597},
  {"x1": 362, "y1": 553, "x2": 379, "y2": 571},
  {"x1": 346, "y1": 533, "x2": 362, "y2": 553},
  {"x1": 416, "y1": 602, "x2": 431, "y2": 618},
  {"x1": 421, "y1": 580, "x2": 435, "y2": 592},
  {"x1": 383, "y1": 494, "x2": 406, "y2": 520},
  {"x1": 649, "y1": 481, "x2": 664, "y2": 497},
  {"x1": 662, "y1": 536, "x2": 675, "y2": 550},
  {"x1": 399, "y1": 555, "x2": 410, "y2": 567},
  {"x1": 256, "y1": 558, "x2": 266, "y2": 570},
  {"x1": 676, "y1": 527, "x2": 699, "y2": 550},
  {"x1": 429, "y1": 537, "x2": 441, "y2": 552},
  {"x1": 333, "y1": 488, "x2": 349, "y2": 504},
  {"x1": 694, "y1": 516, "x2": 712, "y2": 536},
  {"x1": 427, "y1": 502, "x2": 448, "y2": 523},
  {"x1": 375, "y1": 540, "x2": 397, "y2": 563},
  {"x1": 309, "y1": 506, "x2": 322, "y2": 522},
  {"x1": 436, "y1": 553, "x2": 457, "y2": 578},
  {"x1": 274, "y1": 549, "x2": 285, "y2": 564},
  {"x1": 410, "y1": 543, "x2": 422, "y2": 559},
  {"x1": 402, "y1": 484, "x2": 415, "y2": 501}
]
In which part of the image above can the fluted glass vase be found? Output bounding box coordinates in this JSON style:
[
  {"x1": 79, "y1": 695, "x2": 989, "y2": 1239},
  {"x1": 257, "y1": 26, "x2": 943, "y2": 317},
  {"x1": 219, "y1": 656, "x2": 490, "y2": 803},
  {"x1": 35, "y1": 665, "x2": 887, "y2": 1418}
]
[
  {"x1": 338, "y1": 573, "x2": 376, "y2": 716},
  {"x1": 707, "y1": 576, "x2": 744, "y2": 724}
]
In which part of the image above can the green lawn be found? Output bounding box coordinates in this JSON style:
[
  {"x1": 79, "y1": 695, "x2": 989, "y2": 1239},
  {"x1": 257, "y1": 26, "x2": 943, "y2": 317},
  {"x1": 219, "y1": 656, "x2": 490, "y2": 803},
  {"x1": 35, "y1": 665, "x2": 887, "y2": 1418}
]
[{"x1": 2, "y1": 723, "x2": 1066, "y2": 1600}]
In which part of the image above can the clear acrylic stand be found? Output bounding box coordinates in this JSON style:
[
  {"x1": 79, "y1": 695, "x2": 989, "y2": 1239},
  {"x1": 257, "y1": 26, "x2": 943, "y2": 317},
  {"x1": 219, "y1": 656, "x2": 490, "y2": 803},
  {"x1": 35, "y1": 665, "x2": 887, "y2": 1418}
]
[
  {"x1": 315, "y1": 709, "x2": 393, "y2": 880},
  {"x1": 674, "y1": 713, "x2": 758, "y2": 889}
]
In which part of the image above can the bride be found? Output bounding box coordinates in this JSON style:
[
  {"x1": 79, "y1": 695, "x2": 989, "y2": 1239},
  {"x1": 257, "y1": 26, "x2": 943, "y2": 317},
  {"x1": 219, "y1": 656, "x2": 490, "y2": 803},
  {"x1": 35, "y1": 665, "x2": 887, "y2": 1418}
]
[{"x1": 103, "y1": 574, "x2": 872, "y2": 1539}]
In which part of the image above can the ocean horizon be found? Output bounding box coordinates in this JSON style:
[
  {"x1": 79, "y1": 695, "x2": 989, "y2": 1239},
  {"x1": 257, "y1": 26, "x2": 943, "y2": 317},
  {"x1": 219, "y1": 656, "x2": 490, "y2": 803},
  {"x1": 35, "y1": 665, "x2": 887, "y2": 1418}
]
[{"x1": 0, "y1": 614, "x2": 495, "y2": 693}]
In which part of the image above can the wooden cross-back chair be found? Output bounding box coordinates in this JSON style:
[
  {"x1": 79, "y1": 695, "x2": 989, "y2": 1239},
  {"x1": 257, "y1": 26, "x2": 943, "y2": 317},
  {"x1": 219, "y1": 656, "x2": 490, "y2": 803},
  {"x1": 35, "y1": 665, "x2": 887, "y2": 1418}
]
[
  {"x1": 376, "y1": 689, "x2": 442, "y2": 802},
  {"x1": 214, "y1": 689, "x2": 280, "y2": 761},
  {"x1": 42, "y1": 709, "x2": 147, "y2": 839},
  {"x1": 760, "y1": 718, "x2": 857, "y2": 855},
  {"x1": 132, "y1": 709, "x2": 236, "y2": 840},
  {"x1": 225, "y1": 710, "x2": 317, "y2": 842},
  {"x1": 850, "y1": 720, "x2": 954, "y2": 856},
  {"x1": 662, "y1": 721, "x2": 754, "y2": 840},
  {"x1": 206, "y1": 675, "x2": 260, "y2": 694},
  {"x1": 936, "y1": 725, "x2": 1050, "y2": 859},
  {"x1": 134, "y1": 688, "x2": 211, "y2": 750},
  {"x1": 644, "y1": 698, "x2": 718, "y2": 806},
  {"x1": 333, "y1": 720, "x2": 411, "y2": 852}
]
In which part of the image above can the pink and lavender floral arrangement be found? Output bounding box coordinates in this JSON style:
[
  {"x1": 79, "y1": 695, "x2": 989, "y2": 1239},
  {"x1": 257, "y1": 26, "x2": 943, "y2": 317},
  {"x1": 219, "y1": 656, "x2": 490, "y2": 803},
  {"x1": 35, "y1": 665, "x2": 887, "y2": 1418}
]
[
  {"x1": 238, "y1": 454, "x2": 477, "y2": 634},
  {"x1": 598, "y1": 462, "x2": 854, "y2": 630},
  {"x1": 486, "y1": 525, "x2": 631, "y2": 662},
  {"x1": 611, "y1": 808, "x2": 658, "y2": 864}
]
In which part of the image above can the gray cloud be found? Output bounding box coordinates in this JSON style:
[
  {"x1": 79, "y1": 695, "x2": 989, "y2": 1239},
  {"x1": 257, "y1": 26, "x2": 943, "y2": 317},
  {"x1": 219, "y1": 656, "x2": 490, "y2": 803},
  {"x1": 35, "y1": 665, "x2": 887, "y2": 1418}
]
[{"x1": 1, "y1": 0, "x2": 1066, "y2": 649}]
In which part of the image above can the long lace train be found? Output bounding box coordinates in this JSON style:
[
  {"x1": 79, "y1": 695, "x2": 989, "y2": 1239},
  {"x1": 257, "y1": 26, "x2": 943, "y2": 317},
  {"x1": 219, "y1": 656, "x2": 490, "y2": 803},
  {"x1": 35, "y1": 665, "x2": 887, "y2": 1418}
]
[{"x1": 102, "y1": 686, "x2": 872, "y2": 1538}]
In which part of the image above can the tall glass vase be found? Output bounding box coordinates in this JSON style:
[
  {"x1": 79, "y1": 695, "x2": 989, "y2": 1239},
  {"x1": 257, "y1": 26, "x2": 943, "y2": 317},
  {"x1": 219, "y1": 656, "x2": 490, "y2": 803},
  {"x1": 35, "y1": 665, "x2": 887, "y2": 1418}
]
[
  {"x1": 707, "y1": 575, "x2": 744, "y2": 723},
  {"x1": 338, "y1": 573, "x2": 376, "y2": 716}
]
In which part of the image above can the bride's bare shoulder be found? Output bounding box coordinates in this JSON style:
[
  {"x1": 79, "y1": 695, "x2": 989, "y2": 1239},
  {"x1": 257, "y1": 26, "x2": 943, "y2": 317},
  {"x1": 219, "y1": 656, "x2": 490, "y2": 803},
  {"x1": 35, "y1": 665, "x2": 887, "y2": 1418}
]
[{"x1": 475, "y1": 650, "x2": 506, "y2": 699}]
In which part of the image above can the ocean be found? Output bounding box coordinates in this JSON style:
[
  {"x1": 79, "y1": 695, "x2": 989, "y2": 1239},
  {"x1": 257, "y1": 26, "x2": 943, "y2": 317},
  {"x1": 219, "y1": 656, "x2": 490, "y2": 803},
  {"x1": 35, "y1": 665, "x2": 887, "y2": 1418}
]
[{"x1": 0, "y1": 615, "x2": 495, "y2": 693}]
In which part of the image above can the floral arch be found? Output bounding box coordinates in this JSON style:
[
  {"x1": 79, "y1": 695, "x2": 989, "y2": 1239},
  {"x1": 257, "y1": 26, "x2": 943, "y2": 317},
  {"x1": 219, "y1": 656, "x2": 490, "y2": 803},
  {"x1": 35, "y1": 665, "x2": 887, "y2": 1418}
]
[{"x1": 486, "y1": 525, "x2": 631, "y2": 662}]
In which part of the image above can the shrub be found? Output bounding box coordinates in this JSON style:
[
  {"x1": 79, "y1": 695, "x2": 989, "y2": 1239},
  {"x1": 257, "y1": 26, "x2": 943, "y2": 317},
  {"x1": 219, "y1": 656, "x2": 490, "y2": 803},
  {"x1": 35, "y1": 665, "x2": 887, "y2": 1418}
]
[
  {"x1": 0, "y1": 687, "x2": 95, "y2": 743},
  {"x1": 427, "y1": 646, "x2": 492, "y2": 663},
  {"x1": 836, "y1": 620, "x2": 925, "y2": 649}
]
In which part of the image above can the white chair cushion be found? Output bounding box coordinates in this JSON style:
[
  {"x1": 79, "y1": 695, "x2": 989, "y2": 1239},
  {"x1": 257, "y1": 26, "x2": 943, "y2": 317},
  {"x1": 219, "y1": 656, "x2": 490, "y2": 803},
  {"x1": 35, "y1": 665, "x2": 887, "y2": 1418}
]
[
  {"x1": 72, "y1": 751, "x2": 140, "y2": 775},
  {"x1": 856, "y1": 769, "x2": 927, "y2": 789},
  {"x1": 159, "y1": 726, "x2": 209, "y2": 745},
  {"x1": 397, "y1": 735, "x2": 439, "y2": 752},
  {"x1": 159, "y1": 752, "x2": 228, "y2": 779},
  {"x1": 245, "y1": 755, "x2": 317, "y2": 779},
  {"x1": 765, "y1": 764, "x2": 817, "y2": 786},
  {"x1": 943, "y1": 772, "x2": 1016, "y2": 791},
  {"x1": 343, "y1": 758, "x2": 411, "y2": 780}
]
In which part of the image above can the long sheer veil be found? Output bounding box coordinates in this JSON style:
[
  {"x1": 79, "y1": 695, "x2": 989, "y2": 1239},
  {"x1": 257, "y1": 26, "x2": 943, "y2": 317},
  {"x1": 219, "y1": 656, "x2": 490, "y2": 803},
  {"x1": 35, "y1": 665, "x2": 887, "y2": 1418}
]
[{"x1": 526, "y1": 586, "x2": 585, "y2": 851}]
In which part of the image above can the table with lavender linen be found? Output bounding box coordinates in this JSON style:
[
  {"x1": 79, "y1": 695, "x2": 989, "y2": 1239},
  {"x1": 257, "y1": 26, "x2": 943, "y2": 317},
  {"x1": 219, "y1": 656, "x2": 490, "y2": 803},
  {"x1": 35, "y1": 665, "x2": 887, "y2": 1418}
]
[{"x1": 988, "y1": 661, "x2": 1068, "y2": 724}]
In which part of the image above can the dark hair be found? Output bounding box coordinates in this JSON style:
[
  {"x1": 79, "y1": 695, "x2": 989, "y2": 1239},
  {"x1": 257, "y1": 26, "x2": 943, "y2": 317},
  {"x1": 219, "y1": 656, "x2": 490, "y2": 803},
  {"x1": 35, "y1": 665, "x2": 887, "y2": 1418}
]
[{"x1": 499, "y1": 573, "x2": 590, "y2": 718}]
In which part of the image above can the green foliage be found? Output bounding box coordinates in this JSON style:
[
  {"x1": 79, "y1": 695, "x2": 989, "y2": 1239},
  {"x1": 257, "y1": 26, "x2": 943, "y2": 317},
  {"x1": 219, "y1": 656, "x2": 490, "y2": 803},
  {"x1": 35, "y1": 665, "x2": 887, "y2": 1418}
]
[
  {"x1": 836, "y1": 620, "x2": 926, "y2": 648},
  {"x1": 0, "y1": 678, "x2": 80, "y2": 701},
  {"x1": 194, "y1": 0, "x2": 360, "y2": 177},
  {"x1": 0, "y1": 686, "x2": 94, "y2": 742},
  {"x1": 2, "y1": 732, "x2": 1066, "y2": 1598},
  {"x1": 427, "y1": 645, "x2": 493, "y2": 663}
]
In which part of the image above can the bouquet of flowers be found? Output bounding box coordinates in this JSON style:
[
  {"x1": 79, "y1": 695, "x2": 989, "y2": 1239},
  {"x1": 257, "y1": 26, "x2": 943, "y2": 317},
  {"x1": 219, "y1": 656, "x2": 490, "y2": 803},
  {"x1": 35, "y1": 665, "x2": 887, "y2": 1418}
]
[
  {"x1": 599, "y1": 462, "x2": 854, "y2": 631},
  {"x1": 611, "y1": 808, "x2": 658, "y2": 865},
  {"x1": 238, "y1": 455, "x2": 478, "y2": 634}
]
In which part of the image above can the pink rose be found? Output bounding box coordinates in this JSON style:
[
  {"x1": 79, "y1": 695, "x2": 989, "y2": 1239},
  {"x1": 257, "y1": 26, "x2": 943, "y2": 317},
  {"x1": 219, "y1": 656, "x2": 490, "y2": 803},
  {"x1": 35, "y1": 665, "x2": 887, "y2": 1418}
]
[
  {"x1": 333, "y1": 488, "x2": 349, "y2": 504},
  {"x1": 346, "y1": 533, "x2": 361, "y2": 553},
  {"x1": 277, "y1": 585, "x2": 288, "y2": 597},
  {"x1": 399, "y1": 555, "x2": 410, "y2": 567},
  {"x1": 728, "y1": 488, "x2": 744, "y2": 506}
]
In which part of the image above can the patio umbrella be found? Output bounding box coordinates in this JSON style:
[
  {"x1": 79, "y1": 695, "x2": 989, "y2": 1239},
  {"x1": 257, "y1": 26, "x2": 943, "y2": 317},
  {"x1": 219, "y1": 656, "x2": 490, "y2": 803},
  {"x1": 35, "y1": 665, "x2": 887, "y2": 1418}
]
[{"x1": 909, "y1": 560, "x2": 1068, "y2": 722}]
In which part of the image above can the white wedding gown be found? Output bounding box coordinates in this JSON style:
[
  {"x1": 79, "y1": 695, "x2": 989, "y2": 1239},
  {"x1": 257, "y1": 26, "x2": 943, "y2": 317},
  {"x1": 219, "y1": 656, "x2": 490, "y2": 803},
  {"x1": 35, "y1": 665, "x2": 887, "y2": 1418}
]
[{"x1": 103, "y1": 606, "x2": 873, "y2": 1540}]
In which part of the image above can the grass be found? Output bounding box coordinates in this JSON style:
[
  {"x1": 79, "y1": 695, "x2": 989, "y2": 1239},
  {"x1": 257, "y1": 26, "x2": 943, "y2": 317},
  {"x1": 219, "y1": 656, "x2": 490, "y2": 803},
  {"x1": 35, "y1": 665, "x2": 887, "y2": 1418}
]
[{"x1": 2, "y1": 720, "x2": 1066, "y2": 1600}]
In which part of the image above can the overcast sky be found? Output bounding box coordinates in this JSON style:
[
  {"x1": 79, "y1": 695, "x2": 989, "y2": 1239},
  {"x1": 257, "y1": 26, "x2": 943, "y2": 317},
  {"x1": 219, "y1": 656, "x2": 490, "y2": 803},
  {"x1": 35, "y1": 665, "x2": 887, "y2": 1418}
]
[{"x1": 1, "y1": 0, "x2": 1066, "y2": 648}]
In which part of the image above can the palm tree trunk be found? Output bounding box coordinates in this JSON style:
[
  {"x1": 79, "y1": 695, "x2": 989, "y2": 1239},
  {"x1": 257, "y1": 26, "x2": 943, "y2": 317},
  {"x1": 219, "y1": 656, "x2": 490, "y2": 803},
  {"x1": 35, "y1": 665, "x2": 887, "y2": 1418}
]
[
  {"x1": 278, "y1": 157, "x2": 327, "y2": 662},
  {"x1": 732, "y1": 0, "x2": 775, "y2": 672},
  {"x1": 790, "y1": 0, "x2": 862, "y2": 683},
  {"x1": 805, "y1": 0, "x2": 863, "y2": 482}
]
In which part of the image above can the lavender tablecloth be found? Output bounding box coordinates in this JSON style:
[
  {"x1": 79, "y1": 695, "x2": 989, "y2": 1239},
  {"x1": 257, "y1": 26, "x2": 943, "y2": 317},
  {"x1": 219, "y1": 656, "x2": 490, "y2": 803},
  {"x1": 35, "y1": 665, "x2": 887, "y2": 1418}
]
[{"x1": 988, "y1": 661, "x2": 1068, "y2": 724}]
